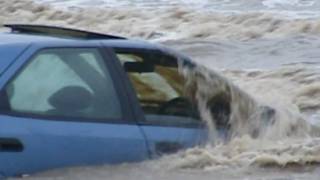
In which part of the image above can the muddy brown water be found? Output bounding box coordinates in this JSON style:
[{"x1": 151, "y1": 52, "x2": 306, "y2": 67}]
[{"x1": 2, "y1": 0, "x2": 320, "y2": 179}]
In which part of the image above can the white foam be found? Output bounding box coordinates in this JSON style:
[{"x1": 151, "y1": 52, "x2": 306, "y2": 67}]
[
  {"x1": 309, "y1": 113, "x2": 320, "y2": 126},
  {"x1": 262, "y1": 0, "x2": 315, "y2": 8},
  {"x1": 34, "y1": 0, "x2": 320, "y2": 20}
]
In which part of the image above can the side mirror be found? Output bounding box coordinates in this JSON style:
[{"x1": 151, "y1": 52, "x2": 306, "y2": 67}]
[{"x1": 124, "y1": 62, "x2": 155, "y2": 73}]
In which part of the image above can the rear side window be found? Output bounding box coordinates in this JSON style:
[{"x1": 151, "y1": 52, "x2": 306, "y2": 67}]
[{"x1": 5, "y1": 48, "x2": 122, "y2": 121}]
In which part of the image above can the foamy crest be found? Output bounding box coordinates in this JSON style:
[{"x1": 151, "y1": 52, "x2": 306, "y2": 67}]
[
  {"x1": 262, "y1": 0, "x2": 315, "y2": 8},
  {"x1": 2, "y1": 0, "x2": 320, "y2": 41},
  {"x1": 168, "y1": 136, "x2": 320, "y2": 170}
]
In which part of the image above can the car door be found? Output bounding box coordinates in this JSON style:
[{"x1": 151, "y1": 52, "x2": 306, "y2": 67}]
[
  {"x1": 109, "y1": 47, "x2": 208, "y2": 157},
  {"x1": 0, "y1": 45, "x2": 149, "y2": 177}
]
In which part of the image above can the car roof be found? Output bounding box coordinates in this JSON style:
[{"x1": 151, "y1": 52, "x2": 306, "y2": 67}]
[
  {"x1": 1, "y1": 24, "x2": 160, "y2": 50},
  {"x1": 4, "y1": 24, "x2": 126, "y2": 40},
  {"x1": 0, "y1": 24, "x2": 192, "y2": 65},
  {"x1": 0, "y1": 32, "x2": 158, "y2": 48},
  {"x1": 0, "y1": 33, "x2": 67, "y2": 44},
  {"x1": 0, "y1": 32, "x2": 152, "y2": 46}
]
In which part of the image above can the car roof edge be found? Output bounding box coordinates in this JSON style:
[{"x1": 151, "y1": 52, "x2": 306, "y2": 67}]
[{"x1": 4, "y1": 24, "x2": 127, "y2": 40}]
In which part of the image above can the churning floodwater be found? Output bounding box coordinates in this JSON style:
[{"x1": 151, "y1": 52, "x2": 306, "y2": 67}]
[{"x1": 2, "y1": 0, "x2": 320, "y2": 179}]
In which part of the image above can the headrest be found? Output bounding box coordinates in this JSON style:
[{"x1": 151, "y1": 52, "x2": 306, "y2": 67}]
[
  {"x1": 48, "y1": 86, "x2": 93, "y2": 112},
  {"x1": 124, "y1": 62, "x2": 154, "y2": 73}
]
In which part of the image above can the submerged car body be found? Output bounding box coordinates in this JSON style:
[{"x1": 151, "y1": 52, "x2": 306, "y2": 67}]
[{"x1": 0, "y1": 24, "x2": 208, "y2": 177}]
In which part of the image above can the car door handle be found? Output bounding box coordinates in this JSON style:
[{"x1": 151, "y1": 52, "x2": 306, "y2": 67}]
[
  {"x1": 155, "y1": 141, "x2": 183, "y2": 155},
  {"x1": 0, "y1": 138, "x2": 23, "y2": 152}
]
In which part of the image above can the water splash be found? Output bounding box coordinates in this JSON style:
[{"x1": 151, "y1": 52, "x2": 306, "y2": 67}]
[
  {"x1": 181, "y1": 64, "x2": 314, "y2": 141},
  {"x1": 157, "y1": 63, "x2": 320, "y2": 171}
]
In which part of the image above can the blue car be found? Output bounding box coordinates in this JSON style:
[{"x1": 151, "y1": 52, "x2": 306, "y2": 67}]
[{"x1": 0, "y1": 24, "x2": 208, "y2": 177}]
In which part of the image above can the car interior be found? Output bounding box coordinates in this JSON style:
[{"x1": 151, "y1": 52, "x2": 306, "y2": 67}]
[{"x1": 115, "y1": 49, "x2": 201, "y2": 125}]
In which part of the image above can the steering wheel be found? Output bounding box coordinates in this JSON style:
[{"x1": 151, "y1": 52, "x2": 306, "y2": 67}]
[{"x1": 158, "y1": 97, "x2": 198, "y2": 117}]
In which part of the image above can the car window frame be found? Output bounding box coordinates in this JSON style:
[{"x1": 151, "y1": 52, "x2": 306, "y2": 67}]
[
  {"x1": 0, "y1": 43, "x2": 136, "y2": 125},
  {"x1": 107, "y1": 47, "x2": 206, "y2": 129}
]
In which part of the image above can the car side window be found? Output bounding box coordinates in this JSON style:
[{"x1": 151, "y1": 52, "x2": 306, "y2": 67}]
[
  {"x1": 5, "y1": 48, "x2": 122, "y2": 120},
  {"x1": 115, "y1": 49, "x2": 200, "y2": 126}
]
